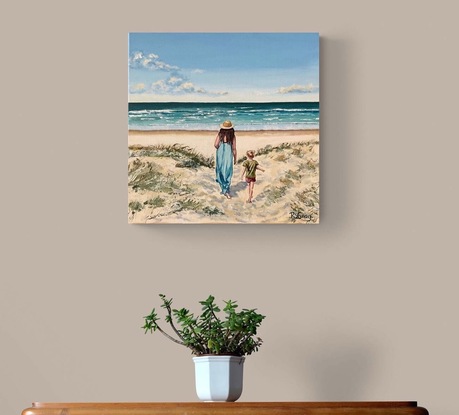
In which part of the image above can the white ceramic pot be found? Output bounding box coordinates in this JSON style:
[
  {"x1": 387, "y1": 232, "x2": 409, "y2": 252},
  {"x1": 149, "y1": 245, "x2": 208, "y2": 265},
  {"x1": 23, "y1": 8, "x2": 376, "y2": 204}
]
[{"x1": 192, "y1": 355, "x2": 245, "y2": 402}]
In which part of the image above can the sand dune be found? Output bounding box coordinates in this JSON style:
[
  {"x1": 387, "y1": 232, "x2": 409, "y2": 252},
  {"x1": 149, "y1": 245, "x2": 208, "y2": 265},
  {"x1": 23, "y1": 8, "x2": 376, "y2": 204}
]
[{"x1": 128, "y1": 130, "x2": 319, "y2": 224}]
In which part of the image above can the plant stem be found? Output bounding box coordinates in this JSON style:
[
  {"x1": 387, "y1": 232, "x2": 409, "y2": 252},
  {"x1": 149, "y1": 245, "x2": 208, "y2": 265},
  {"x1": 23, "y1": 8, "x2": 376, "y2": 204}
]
[
  {"x1": 164, "y1": 303, "x2": 187, "y2": 344},
  {"x1": 188, "y1": 325, "x2": 206, "y2": 354},
  {"x1": 227, "y1": 330, "x2": 244, "y2": 350},
  {"x1": 155, "y1": 325, "x2": 186, "y2": 347},
  {"x1": 211, "y1": 308, "x2": 224, "y2": 338}
]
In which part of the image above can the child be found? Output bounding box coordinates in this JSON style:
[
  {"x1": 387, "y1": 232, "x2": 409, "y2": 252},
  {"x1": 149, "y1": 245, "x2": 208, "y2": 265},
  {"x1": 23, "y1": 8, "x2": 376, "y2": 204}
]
[{"x1": 241, "y1": 150, "x2": 265, "y2": 203}]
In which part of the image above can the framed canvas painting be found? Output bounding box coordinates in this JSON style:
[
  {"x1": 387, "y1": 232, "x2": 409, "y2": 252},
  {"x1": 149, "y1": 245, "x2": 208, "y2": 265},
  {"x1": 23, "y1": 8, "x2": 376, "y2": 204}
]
[{"x1": 128, "y1": 33, "x2": 319, "y2": 224}]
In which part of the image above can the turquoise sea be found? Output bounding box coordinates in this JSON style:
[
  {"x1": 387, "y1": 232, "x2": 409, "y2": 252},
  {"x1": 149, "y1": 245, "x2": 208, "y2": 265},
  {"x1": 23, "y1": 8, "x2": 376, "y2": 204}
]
[{"x1": 128, "y1": 102, "x2": 319, "y2": 131}]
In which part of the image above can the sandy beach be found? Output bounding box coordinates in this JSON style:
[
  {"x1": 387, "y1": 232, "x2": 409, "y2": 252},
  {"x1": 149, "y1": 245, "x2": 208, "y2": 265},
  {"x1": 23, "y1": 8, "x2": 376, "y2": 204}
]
[
  {"x1": 128, "y1": 129, "x2": 319, "y2": 224},
  {"x1": 129, "y1": 130, "x2": 318, "y2": 159}
]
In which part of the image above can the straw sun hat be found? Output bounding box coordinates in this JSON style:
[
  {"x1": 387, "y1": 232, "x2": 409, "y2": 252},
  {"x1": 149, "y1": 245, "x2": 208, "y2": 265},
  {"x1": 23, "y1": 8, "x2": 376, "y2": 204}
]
[{"x1": 220, "y1": 120, "x2": 234, "y2": 129}]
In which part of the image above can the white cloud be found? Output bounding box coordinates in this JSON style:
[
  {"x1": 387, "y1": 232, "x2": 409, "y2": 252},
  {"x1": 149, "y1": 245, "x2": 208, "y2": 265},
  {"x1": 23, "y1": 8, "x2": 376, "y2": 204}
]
[
  {"x1": 151, "y1": 80, "x2": 169, "y2": 92},
  {"x1": 128, "y1": 52, "x2": 228, "y2": 97},
  {"x1": 148, "y1": 76, "x2": 202, "y2": 94},
  {"x1": 167, "y1": 76, "x2": 186, "y2": 86},
  {"x1": 177, "y1": 82, "x2": 205, "y2": 93},
  {"x1": 278, "y1": 83, "x2": 318, "y2": 94},
  {"x1": 129, "y1": 51, "x2": 179, "y2": 72},
  {"x1": 142, "y1": 75, "x2": 228, "y2": 96},
  {"x1": 129, "y1": 83, "x2": 147, "y2": 93}
]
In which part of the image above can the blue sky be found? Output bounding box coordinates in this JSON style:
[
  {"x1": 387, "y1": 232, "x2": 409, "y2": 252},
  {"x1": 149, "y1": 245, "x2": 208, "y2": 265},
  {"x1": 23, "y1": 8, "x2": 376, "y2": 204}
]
[{"x1": 128, "y1": 33, "x2": 319, "y2": 102}]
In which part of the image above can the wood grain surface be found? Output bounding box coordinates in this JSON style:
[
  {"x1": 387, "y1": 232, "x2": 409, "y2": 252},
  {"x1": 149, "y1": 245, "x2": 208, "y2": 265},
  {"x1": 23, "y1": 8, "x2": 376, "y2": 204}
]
[{"x1": 22, "y1": 402, "x2": 429, "y2": 415}]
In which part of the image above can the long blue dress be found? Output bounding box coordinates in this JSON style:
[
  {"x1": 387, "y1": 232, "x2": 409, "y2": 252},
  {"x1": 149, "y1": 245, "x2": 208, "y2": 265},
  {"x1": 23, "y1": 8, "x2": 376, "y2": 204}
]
[{"x1": 215, "y1": 142, "x2": 233, "y2": 195}]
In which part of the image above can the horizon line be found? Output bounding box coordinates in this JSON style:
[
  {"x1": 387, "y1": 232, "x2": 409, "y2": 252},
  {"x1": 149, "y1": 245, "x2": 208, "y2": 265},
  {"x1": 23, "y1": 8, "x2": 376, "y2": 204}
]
[{"x1": 128, "y1": 101, "x2": 320, "y2": 104}]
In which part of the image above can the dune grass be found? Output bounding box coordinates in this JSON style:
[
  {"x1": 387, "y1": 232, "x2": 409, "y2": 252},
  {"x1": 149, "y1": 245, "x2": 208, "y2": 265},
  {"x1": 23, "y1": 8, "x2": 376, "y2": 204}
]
[
  {"x1": 128, "y1": 201, "x2": 144, "y2": 213},
  {"x1": 289, "y1": 184, "x2": 320, "y2": 223},
  {"x1": 128, "y1": 156, "x2": 225, "y2": 219},
  {"x1": 128, "y1": 159, "x2": 189, "y2": 194},
  {"x1": 144, "y1": 196, "x2": 166, "y2": 208},
  {"x1": 144, "y1": 198, "x2": 225, "y2": 220},
  {"x1": 128, "y1": 140, "x2": 319, "y2": 223},
  {"x1": 237, "y1": 140, "x2": 318, "y2": 164},
  {"x1": 129, "y1": 144, "x2": 214, "y2": 169}
]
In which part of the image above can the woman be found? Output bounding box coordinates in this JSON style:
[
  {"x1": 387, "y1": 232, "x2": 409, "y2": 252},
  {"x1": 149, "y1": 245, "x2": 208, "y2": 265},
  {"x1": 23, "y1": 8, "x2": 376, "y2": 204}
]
[{"x1": 214, "y1": 120, "x2": 237, "y2": 199}]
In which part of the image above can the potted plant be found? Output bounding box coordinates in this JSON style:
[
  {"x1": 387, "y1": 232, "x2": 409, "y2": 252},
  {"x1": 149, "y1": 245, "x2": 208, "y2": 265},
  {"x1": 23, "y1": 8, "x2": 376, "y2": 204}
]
[{"x1": 142, "y1": 294, "x2": 265, "y2": 402}]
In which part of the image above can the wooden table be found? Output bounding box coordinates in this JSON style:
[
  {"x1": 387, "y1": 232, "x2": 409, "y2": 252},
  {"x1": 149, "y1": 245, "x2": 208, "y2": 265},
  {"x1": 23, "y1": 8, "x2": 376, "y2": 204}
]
[{"x1": 22, "y1": 402, "x2": 429, "y2": 415}]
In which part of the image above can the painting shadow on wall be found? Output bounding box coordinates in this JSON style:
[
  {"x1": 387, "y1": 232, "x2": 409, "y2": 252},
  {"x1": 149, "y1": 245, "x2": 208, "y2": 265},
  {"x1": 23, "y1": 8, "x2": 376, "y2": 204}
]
[{"x1": 319, "y1": 36, "x2": 355, "y2": 231}]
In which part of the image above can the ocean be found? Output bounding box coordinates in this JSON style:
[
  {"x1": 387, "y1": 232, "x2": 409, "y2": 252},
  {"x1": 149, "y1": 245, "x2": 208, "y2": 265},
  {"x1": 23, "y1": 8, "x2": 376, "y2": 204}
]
[{"x1": 128, "y1": 102, "x2": 319, "y2": 131}]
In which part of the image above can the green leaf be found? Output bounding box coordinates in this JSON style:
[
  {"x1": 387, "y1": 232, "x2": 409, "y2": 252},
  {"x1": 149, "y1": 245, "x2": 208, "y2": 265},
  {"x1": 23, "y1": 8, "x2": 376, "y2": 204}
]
[{"x1": 142, "y1": 294, "x2": 265, "y2": 356}]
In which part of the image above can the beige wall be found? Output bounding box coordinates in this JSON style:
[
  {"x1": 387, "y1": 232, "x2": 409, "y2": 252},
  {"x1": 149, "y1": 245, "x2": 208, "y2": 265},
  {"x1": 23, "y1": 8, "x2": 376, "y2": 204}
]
[{"x1": 2, "y1": 1, "x2": 458, "y2": 414}]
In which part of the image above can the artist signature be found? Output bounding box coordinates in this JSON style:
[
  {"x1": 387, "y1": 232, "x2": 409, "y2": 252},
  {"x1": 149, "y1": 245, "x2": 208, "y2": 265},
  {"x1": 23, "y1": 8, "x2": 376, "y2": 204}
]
[{"x1": 289, "y1": 212, "x2": 313, "y2": 222}]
